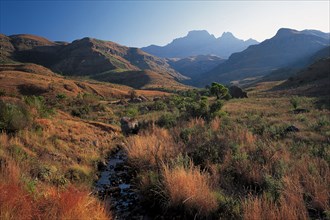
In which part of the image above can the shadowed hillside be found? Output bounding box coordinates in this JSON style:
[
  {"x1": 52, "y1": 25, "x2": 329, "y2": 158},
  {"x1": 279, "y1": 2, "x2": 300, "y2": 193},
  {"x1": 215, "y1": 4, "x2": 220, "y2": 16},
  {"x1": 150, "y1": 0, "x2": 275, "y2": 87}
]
[
  {"x1": 272, "y1": 58, "x2": 330, "y2": 97},
  {"x1": 0, "y1": 34, "x2": 188, "y2": 90},
  {"x1": 0, "y1": 63, "x2": 169, "y2": 99},
  {"x1": 167, "y1": 55, "x2": 225, "y2": 79}
]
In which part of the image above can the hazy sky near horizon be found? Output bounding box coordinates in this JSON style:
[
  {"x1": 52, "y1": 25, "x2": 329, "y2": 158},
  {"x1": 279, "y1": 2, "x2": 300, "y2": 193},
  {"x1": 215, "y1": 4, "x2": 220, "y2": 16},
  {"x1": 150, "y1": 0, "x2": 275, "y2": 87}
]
[{"x1": 1, "y1": 1, "x2": 329, "y2": 47}]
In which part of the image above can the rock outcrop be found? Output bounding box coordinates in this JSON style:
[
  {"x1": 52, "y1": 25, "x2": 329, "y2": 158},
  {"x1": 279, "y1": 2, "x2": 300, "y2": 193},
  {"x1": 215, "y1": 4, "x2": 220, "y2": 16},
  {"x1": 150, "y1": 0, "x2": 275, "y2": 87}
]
[
  {"x1": 229, "y1": 85, "x2": 248, "y2": 98},
  {"x1": 120, "y1": 117, "x2": 139, "y2": 135}
]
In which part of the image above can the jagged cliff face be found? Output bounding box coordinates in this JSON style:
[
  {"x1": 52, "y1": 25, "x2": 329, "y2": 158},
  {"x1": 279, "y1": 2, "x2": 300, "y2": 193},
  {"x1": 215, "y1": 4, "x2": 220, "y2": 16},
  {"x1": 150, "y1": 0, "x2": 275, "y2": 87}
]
[{"x1": 142, "y1": 30, "x2": 259, "y2": 59}]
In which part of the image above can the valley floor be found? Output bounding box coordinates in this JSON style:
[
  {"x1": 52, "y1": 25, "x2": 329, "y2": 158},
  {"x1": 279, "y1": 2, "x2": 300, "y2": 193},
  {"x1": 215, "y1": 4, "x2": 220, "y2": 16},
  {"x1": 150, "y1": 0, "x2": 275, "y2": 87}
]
[{"x1": 0, "y1": 67, "x2": 329, "y2": 219}]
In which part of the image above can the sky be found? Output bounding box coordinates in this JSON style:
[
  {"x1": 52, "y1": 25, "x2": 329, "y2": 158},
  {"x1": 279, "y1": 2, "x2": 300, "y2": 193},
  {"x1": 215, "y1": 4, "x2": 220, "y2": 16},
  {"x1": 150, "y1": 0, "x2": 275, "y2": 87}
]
[{"x1": 1, "y1": 1, "x2": 329, "y2": 47}]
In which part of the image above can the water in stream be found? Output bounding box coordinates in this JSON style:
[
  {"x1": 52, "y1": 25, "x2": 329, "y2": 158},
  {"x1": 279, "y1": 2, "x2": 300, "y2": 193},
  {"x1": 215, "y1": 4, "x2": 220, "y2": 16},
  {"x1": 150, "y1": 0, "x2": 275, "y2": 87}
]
[{"x1": 95, "y1": 148, "x2": 146, "y2": 219}]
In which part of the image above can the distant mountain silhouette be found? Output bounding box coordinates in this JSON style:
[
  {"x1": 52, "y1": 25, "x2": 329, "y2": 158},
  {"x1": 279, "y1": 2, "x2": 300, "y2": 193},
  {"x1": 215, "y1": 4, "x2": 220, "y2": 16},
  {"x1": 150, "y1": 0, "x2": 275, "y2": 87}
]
[
  {"x1": 194, "y1": 28, "x2": 330, "y2": 86},
  {"x1": 142, "y1": 30, "x2": 258, "y2": 58},
  {"x1": 166, "y1": 55, "x2": 225, "y2": 79}
]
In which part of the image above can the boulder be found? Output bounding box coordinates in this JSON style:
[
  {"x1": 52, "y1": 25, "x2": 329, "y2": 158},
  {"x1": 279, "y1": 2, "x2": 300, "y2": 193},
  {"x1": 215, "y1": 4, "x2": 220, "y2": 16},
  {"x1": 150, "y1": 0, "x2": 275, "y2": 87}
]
[
  {"x1": 292, "y1": 108, "x2": 309, "y2": 114},
  {"x1": 285, "y1": 125, "x2": 299, "y2": 133},
  {"x1": 120, "y1": 117, "x2": 139, "y2": 135},
  {"x1": 97, "y1": 160, "x2": 107, "y2": 171},
  {"x1": 139, "y1": 95, "x2": 149, "y2": 102},
  {"x1": 153, "y1": 97, "x2": 161, "y2": 101},
  {"x1": 129, "y1": 96, "x2": 149, "y2": 103},
  {"x1": 229, "y1": 85, "x2": 248, "y2": 98},
  {"x1": 117, "y1": 99, "x2": 128, "y2": 105},
  {"x1": 129, "y1": 97, "x2": 143, "y2": 103}
]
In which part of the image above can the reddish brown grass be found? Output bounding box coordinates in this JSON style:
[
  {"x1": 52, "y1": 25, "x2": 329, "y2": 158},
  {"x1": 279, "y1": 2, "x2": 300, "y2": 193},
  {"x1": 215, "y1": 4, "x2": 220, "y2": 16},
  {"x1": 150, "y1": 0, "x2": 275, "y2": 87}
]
[
  {"x1": 0, "y1": 183, "x2": 33, "y2": 220},
  {"x1": 37, "y1": 186, "x2": 110, "y2": 220},
  {"x1": 292, "y1": 156, "x2": 330, "y2": 212}
]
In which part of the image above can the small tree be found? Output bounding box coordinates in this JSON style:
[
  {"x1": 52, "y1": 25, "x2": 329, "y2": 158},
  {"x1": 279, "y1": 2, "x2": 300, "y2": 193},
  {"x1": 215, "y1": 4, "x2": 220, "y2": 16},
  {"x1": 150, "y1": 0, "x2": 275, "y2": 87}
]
[{"x1": 209, "y1": 82, "x2": 229, "y2": 100}]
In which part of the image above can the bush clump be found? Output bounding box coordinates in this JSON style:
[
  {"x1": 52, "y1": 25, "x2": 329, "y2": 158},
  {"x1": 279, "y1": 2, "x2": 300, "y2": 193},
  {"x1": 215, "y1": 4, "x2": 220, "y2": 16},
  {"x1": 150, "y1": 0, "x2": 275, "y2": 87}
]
[
  {"x1": 0, "y1": 100, "x2": 32, "y2": 133},
  {"x1": 156, "y1": 112, "x2": 178, "y2": 128},
  {"x1": 24, "y1": 95, "x2": 54, "y2": 118}
]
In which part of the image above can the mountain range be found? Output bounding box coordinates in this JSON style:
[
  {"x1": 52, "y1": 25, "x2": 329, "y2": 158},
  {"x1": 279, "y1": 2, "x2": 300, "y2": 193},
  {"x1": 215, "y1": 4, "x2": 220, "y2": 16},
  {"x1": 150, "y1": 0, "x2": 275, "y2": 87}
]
[
  {"x1": 142, "y1": 30, "x2": 259, "y2": 58},
  {"x1": 1, "y1": 28, "x2": 329, "y2": 89},
  {"x1": 192, "y1": 28, "x2": 330, "y2": 86}
]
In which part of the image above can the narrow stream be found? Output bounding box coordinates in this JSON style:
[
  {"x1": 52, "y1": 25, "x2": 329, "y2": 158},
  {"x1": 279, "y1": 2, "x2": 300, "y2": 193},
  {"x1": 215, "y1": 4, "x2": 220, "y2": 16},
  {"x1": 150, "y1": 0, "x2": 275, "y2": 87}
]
[{"x1": 95, "y1": 148, "x2": 147, "y2": 219}]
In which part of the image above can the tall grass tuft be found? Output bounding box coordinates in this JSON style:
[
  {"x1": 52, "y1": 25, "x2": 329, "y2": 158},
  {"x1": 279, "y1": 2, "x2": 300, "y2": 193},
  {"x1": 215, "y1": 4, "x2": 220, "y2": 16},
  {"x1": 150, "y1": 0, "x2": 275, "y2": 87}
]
[
  {"x1": 125, "y1": 127, "x2": 180, "y2": 168},
  {"x1": 162, "y1": 162, "x2": 218, "y2": 216}
]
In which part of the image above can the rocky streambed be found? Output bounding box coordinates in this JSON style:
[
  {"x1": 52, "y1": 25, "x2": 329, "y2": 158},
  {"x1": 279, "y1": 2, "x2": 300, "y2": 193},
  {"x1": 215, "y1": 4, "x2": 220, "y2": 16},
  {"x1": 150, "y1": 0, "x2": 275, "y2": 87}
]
[{"x1": 95, "y1": 147, "x2": 147, "y2": 219}]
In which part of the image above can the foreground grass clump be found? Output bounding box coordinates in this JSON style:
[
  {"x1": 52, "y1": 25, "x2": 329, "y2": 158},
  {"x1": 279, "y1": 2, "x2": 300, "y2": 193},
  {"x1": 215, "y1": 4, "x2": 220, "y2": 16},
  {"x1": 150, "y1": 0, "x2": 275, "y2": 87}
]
[
  {"x1": 0, "y1": 183, "x2": 110, "y2": 220},
  {"x1": 0, "y1": 100, "x2": 32, "y2": 133},
  {"x1": 125, "y1": 127, "x2": 180, "y2": 168},
  {"x1": 162, "y1": 163, "x2": 218, "y2": 216},
  {"x1": 0, "y1": 158, "x2": 111, "y2": 220},
  {"x1": 243, "y1": 190, "x2": 308, "y2": 220}
]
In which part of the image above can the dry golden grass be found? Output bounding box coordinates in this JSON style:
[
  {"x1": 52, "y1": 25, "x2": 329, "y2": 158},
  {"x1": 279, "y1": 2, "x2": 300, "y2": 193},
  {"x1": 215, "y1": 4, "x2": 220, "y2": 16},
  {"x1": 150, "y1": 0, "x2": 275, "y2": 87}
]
[
  {"x1": 162, "y1": 163, "x2": 218, "y2": 215},
  {"x1": 210, "y1": 116, "x2": 221, "y2": 132},
  {"x1": 243, "y1": 193, "x2": 308, "y2": 220},
  {"x1": 125, "y1": 127, "x2": 180, "y2": 168}
]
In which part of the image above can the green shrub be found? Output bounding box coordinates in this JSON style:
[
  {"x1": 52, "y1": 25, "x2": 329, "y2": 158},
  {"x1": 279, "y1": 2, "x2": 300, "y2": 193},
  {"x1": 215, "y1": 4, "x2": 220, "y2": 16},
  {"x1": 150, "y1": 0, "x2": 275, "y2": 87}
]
[
  {"x1": 289, "y1": 96, "x2": 300, "y2": 109},
  {"x1": 24, "y1": 95, "x2": 54, "y2": 117},
  {"x1": 65, "y1": 167, "x2": 90, "y2": 183},
  {"x1": 125, "y1": 106, "x2": 139, "y2": 117},
  {"x1": 157, "y1": 112, "x2": 178, "y2": 128},
  {"x1": 25, "y1": 179, "x2": 37, "y2": 194},
  {"x1": 8, "y1": 145, "x2": 29, "y2": 161},
  {"x1": 211, "y1": 110, "x2": 228, "y2": 119},
  {"x1": 0, "y1": 89, "x2": 6, "y2": 96},
  {"x1": 210, "y1": 100, "x2": 224, "y2": 114},
  {"x1": 71, "y1": 105, "x2": 91, "y2": 117},
  {"x1": 152, "y1": 100, "x2": 168, "y2": 111},
  {"x1": 180, "y1": 127, "x2": 195, "y2": 143},
  {"x1": 34, "y1": 164, "x2": 58, "y2": 182},
  {"x1": 185, "y1": 98, "x2": 209, "y2": 119},
  {"x1": 215, "y1": 191, "x2": 241, "y2": 219},
  {"x1": 0, "y1": 101, "x2": 32, "y2": 133},
  {"x1": 263, "y1": 175, "x2": 283, "y2": 202},
  {"x1": 56, "y1": 93, "x2": 67, "y2": 100},
  {"x1": 210, "y1": 82, "x2": 229, "y2": 100}
]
